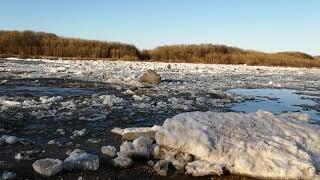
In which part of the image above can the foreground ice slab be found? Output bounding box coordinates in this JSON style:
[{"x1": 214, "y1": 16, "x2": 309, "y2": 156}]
[{"x1": 155, "y1": 110, "x2": 320, "y2": 179}]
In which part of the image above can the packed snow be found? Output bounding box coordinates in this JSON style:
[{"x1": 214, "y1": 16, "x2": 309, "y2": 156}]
[{"x1": 155, "y1": 110, "x2": 320, "y2": 179}]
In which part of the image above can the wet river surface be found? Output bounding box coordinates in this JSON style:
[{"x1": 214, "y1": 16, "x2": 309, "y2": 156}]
[
  {"x1": 0, "y1": 78, "x2": 244, "y2": 179},
  {"x1": 229, "y1": 88, "x2": 320, "y2": 121},
  {"x1": 0, "y1": 59, "x2": 320, "y2": 179}
]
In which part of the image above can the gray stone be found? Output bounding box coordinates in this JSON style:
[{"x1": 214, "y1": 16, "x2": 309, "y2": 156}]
[{"x1": 138, "y1": 70, "x2": 161, "y2": 84}]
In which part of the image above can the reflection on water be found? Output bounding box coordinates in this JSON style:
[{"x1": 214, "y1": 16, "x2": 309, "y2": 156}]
[{"x1": 228, "y1": 88, "x2": 320, "y2": 120}]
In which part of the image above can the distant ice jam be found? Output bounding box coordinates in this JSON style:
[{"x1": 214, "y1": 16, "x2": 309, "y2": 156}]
[{"x1": 155, "y1": 110, "x2": 320, "y2": 179}]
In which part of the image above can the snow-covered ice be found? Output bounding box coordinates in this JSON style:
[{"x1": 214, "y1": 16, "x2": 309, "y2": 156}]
[{"x1": 155, "y1": 110, "x2": 320, "y2": 179}]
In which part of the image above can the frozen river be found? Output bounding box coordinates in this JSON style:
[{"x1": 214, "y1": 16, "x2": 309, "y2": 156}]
[{"x1": 0, "y1": 58, "x2": 319, "y2": 179}]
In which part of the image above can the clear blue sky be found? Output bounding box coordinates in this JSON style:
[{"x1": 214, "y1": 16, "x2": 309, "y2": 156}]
[{"x1": 0, "y1": 0, "x2": 319, "y2": 55}]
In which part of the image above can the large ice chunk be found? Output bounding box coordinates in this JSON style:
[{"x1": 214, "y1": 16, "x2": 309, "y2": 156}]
[
  {"x1": 32, "y1": 158, "x2": 63, "y2": 176},
  {"x1": 155, "y1": 110, "x2": 320, "y2": 179},
  {"x1": 63, "y1": 149, "x2": 99, "y2": 171}
]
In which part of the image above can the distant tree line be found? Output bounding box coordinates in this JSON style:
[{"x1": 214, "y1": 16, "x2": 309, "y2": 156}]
[
  {"x1": 147, "y1": 44, "x2": 319, "y2": 67},
  {"x1": 0, "y1": 30, "x2": 140, "y2": 59},
  {"x1": 0, "y1": 30, "x2": 319, "y2": 67}
]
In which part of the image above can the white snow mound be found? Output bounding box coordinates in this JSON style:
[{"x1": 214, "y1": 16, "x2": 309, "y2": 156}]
[{"x1": 155, "y1": 110, "x2": 320, "y2": 179}]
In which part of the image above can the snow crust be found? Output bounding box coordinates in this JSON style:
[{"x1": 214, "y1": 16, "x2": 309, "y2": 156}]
[{"x1": 155, "y1": 110, "x2": 320, "y2": 179}]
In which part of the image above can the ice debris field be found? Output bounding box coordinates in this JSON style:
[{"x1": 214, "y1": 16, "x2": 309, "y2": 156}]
[{"x1": 0, "y1": 58, "x2": 320, "y2": 179}]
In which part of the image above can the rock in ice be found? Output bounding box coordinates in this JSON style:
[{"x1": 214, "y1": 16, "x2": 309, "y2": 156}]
[
  {"x1": 32, "y1": 158, "x2": 63, "y2": 176},
  {"x1": 155, "y1": 110, "x2": 320, "y2": 179}
]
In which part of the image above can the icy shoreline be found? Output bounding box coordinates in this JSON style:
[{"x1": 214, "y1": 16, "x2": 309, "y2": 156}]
[{"x1": 1, "y1": 58, "x2": 320, "y2": 91}]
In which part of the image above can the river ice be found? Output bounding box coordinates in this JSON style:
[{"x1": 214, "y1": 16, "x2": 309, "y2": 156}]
[{"x1": 0, "y1": 58, "x2": 320, "y2": 179}]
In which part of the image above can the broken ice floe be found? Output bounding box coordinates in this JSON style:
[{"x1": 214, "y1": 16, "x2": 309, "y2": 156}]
[
  {"x1": 71, "y1": 128, "x2": 87, "y2": 138},
  {"x1": 32, "y1": 158, "x2": 63, "y2": 176},
  {"x1": 155, "y1": 110, "x2": 320, "y2": 179},
  {"x1": 63, "y1": 149, "x2": 99, "y2": 171},
  {"x1": 0, "y1": 135, "x2": 19, "y2": 145},
  {"x1": 1, "y1": 171, "x2": 16, "y2": 180},
  {"x1": 101, "y1": 145, "x2": 116, "y2": 158}
]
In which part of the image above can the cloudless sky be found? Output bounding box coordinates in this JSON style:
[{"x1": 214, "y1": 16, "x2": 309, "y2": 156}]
[{"x1": 0, "y1": 0, "x2": 319, "y2": 55}]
